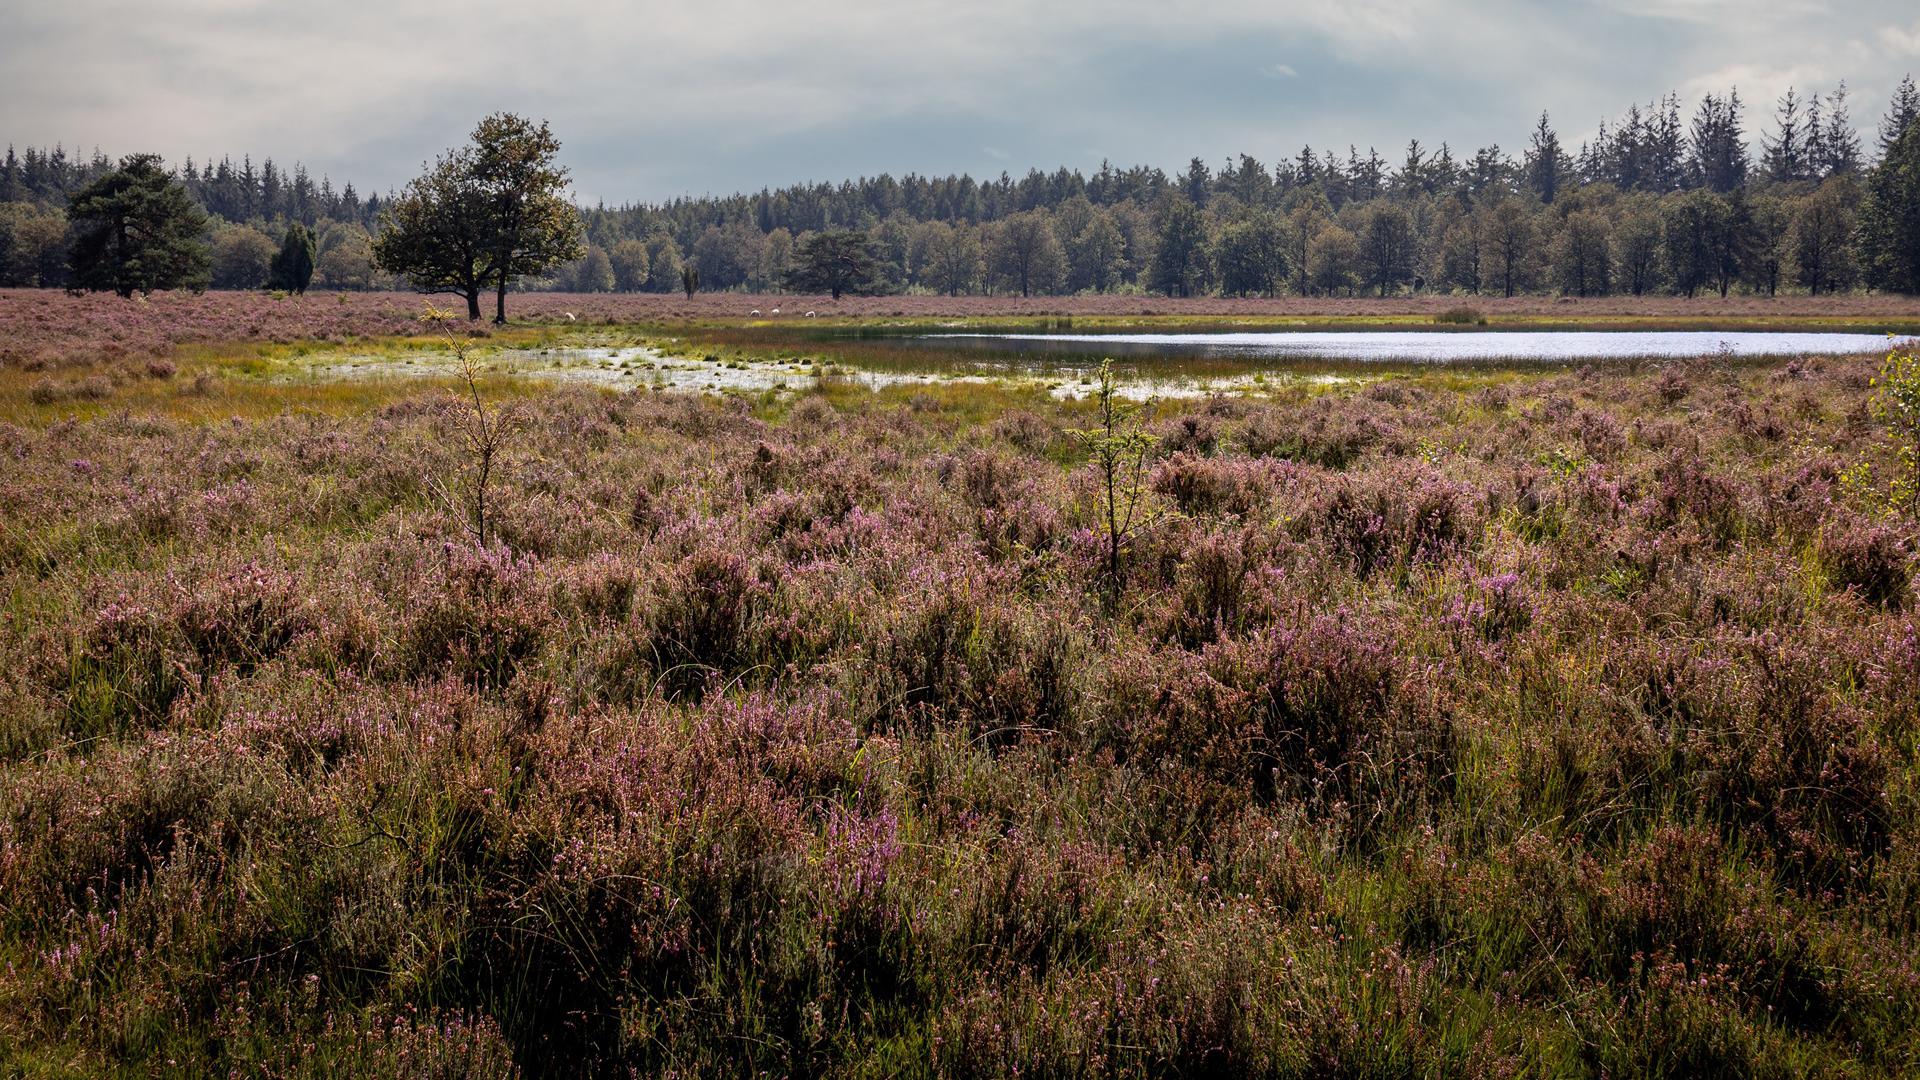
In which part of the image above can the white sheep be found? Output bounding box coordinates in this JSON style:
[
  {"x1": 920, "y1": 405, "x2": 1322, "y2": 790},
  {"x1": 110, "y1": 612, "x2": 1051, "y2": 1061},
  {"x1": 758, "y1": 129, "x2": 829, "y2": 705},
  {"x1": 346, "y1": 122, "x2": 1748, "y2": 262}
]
[
  {"x1": 804, "y1": 311, "x2": 817, "y2": 318},
  {"x1": 750, "y1": 309, "x2": 761, "y2": 316},
  {"x1": 771, "y1": 307, "x2": 781, "y2": 316},
  {"x1": 563, "y1": 312, "x2": 576, "y2": 322}
]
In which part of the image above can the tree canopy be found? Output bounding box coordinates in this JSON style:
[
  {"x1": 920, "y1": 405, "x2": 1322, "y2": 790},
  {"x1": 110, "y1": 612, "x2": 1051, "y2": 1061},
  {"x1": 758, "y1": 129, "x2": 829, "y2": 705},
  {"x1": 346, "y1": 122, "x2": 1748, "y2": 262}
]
[
  {"x1": 1858, "y1": 122, "x2": 1920, "y2": 294},
  {"x1": 269, "y1": 223, "x2": 315, "y2": 293},
  {"x1": 374, "y1": 115, "x2": 581, "y2": 320},
  {"x1": 785, "y1": 230, "x2": 882, "y2": 299},
  {"x1": 65, "y1": 154, "x2": 210, "y2": 297}
]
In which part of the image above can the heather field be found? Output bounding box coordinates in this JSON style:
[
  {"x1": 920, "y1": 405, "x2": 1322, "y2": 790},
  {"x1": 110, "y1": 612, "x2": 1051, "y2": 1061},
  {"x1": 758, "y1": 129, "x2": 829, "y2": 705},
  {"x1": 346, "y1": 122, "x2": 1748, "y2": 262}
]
[{"x1": 3, "y1": 294, "x2": 1920, "y2": 1078}]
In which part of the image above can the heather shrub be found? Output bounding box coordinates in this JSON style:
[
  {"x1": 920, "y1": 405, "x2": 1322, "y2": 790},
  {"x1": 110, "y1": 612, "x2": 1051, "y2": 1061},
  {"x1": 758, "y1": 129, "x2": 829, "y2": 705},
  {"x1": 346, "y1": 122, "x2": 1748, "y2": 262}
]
[
  {"x1": 990, "y1": 408, "x2": 1057, "y2": 454},
  {"x1": 1306, "y1": 465, "x2": 1478, "y2": 578},
  {"x1": 1648, "y1": 451, "x2": 1745, "y2": 542},
  {"x1": 645, "y1": 542, "x2": 768, "y2": 699},
  {"x1": 1150, "y1": 451, "x2": 1271, "y2": 517},
  {"x1": 1166, "y1": 528, "x2": 1257, "y2": 645},
  {"x1": 870, "y1": 576, "x2": 1078, "y2": 743},
  {"x1": 1235, "y1": 397, "x2": 1382, "y2": 468},
  {"x1": 398, "y1": 542, "x2": 550, "y2": 689},
  {"x1": 1158, "y1": 411, "x2": 1219, "y2": 456},
  {"x1": 3, "y1": 325, "x2": 1919, "y2": 1076},
  {"x1": 1816, "y1": 514, "x2": 1912, "y2": 608}
]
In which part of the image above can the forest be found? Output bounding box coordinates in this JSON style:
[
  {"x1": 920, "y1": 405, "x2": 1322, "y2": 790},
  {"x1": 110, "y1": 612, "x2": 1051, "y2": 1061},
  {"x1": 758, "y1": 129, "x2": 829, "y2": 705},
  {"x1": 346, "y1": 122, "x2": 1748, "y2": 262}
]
[{"x1": 4, "y1": 77, "x2": 1920, "y2": 299}]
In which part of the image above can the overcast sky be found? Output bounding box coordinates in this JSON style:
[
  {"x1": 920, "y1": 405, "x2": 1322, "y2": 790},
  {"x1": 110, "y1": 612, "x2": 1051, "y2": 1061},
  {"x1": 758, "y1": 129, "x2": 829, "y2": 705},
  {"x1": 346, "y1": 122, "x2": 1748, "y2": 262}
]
[{"x1": 4, "y1": 1, "x2": 1919, "y2": 205}]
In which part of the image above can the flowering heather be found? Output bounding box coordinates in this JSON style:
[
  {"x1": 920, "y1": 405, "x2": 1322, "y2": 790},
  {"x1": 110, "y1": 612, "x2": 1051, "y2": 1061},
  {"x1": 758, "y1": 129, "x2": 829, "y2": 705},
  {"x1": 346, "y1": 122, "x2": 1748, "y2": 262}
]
[{"x1": 1, "y1": 333, "x2": 1919, "y2": 1077}]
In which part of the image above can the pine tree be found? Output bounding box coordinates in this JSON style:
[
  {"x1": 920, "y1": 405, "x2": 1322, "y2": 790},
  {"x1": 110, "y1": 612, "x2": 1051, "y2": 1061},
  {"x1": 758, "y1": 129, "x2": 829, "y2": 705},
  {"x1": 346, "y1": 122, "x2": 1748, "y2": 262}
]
[
  {"x1": 1689, "y1": 90, "x2": 1749, "y2": 193},
  {"x1": 269, "y1": 223, "x2": 316, "y2": 293},
  {"x1": 1647, "y1": 94, "x2": 1688, "y2": 192},
  {"x1": 1181, "y1": 157, "x2": 1211, "y2": 207},
  {"x1": 1820, "y1": 83, "x2": 1863, "y2": 177},
  {"x1": 1857, "y1": 122, "x2": 1920, "y2": 293},
  {"x1": 1880, "y1": 75, "x2": 1919, "y2": 160},
  {"x1": 1525, "y1": 113, "x2": 1569, "y2": 203},
  {"x1": 66, "y1": 154, "x2": 211, "y2": 297},
  {"x1": 1763, "y1": 88, "x2": 1809, "y2": 184}
]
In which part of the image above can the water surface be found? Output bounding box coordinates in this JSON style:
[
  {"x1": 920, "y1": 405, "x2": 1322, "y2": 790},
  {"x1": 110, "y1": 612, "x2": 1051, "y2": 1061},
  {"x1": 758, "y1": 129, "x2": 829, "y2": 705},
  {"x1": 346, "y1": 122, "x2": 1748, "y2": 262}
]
[{"x1": 926, "y1": 330, "x2": 1894, "y2": 362}]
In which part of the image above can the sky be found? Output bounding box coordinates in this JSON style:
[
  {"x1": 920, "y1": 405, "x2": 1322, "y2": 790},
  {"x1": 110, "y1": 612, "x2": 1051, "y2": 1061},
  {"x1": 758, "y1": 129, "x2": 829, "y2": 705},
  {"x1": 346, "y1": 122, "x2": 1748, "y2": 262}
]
[{"x1": 3, "y1": 1, "x2": 1919, "y2": 205}]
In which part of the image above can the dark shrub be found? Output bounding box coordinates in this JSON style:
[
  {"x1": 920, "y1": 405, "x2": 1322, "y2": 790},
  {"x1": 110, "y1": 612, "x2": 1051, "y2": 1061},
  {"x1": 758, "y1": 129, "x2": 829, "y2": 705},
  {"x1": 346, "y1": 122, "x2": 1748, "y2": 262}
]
[{"x1": 1818, "y1": 516, "x2": 1911, "y2": 609}]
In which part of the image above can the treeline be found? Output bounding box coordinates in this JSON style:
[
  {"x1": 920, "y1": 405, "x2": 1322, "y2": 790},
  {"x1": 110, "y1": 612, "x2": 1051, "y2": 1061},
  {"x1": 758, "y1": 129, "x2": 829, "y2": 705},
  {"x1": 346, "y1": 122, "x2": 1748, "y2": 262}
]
[
  {"x1": 5, "y1": 75, "x2": 1920, "y2": 297},
  {"x1": 558, "y1": 77, "x2": 1920, "y2": 298},
  {"x1": 0, "y1": 144, "x2": 387, "y2": 291}
]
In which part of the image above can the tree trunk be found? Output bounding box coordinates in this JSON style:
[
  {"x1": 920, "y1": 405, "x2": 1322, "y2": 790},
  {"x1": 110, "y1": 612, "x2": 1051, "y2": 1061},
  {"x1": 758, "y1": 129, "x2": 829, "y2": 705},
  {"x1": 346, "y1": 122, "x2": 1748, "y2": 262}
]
[
  {"x1": 466, "y1": 290, "x2": 482, "y2": 320},
  {"x1": 494, "y1": 273, "x2": 509, "y2": 324}
]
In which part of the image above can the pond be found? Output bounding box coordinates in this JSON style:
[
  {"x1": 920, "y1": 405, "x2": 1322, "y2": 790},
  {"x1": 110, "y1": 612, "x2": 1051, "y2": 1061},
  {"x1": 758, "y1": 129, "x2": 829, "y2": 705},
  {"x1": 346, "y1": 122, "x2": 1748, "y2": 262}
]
[
  {"x1": 283, "y1": 328, "x2": 1908, "y2": 403},
  {"x1": 919, "y1": 330, "x2": 1899, "y2": 363}
]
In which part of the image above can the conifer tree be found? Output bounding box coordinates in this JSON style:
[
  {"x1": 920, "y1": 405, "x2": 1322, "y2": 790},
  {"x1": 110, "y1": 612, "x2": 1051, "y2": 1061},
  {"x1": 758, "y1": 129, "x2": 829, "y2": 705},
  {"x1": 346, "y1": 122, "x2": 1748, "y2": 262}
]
[{"x1": 65, "y1": 154, "x2": 210, "y2": 297}]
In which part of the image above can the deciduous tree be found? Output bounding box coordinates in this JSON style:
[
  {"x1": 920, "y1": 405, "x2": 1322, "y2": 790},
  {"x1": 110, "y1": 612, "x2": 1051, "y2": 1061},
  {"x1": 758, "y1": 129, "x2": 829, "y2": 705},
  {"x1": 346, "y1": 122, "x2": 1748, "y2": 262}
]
[
  {"x1": 1148, "y1": 196, "x2": 1210, "y2": 297},
  {"x1": 469, "y1": 114, "x2": 583, "y2": 322},
  {"x1": 988, "y1": 211, "x2": 1064, "y2": 297},
  {"x1": 1793, "y1": 181, "x2": 1856, "y2": 294}
]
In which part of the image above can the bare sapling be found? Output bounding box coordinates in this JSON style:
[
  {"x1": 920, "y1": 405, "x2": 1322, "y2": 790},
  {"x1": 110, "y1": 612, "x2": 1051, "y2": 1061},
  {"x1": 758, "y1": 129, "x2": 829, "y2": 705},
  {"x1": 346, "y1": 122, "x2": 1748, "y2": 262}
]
[{"x1": 423, "y1": 305, "x2": 520, "y2": 547}]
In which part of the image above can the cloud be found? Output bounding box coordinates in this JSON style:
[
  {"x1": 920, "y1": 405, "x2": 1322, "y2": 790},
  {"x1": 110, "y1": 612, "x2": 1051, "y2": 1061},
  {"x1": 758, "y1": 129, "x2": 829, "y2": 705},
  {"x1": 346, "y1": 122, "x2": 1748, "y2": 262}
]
[
  {"x1": 2, "y1": 0, "x2": 1917, "y2": 202},
  {"x1": 1883, "y1": 20, "x2": 1920, "y2": 54}
]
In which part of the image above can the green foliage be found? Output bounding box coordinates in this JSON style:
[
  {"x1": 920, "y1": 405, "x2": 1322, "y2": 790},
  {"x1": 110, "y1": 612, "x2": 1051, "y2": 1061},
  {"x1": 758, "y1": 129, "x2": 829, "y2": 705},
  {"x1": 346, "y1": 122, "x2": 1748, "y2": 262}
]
[
  {"x1": 374, "y1": 146, "x2": 495, "y2": 318},
  {"x1": 986, "y1": 212, "x2": 1063, "y2": 297},
  {"x1": 64, "y1": 154, "x2": 210, "y2": 297},
  {"x1": 0, "y1": 201, "x2": 70, "y2": 287},
  {"x1": 1869, "y1": 343, "x2": 1920, "y2": 514},
  {"x1": 268, "y1": 223, "x2": 316, "y2": 294},
  {"x1": 607, "y1": 238, "x2": 649, "y2": 292},
  {"x1": 469, "y1": 114, "x2": 584, "y2": 322},
  {"x1": 210, "y1": 223, "x2": 277, "y2": 290},
  {"x1": 571, "y1": 244, "x2": 614, "y2": 293},
  {"x1": 1148, "y1": 196, "x2": 1209, "y2": 297},
  {"x1": 1857, "y1": 122, "x2": 1920, "y2": 294},
  {"x1": 375, "y1": 114, "x2": 582, "y2": 321},
  {"x1": 1214, "y1": 212, "x2": 1288, "y2": 298},
  {"x1": 785, "y1": 229, "x2": 882, "y2": 300},
  {"x1": 1070, "y1": 359, "x2": 1164, "y2": 605}
]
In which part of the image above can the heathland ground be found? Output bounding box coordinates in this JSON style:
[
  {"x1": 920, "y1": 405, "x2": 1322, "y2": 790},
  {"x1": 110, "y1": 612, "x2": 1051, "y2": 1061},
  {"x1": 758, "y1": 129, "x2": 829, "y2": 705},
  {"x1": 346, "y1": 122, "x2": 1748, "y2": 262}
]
[{"x1": 2, "y1": 289, "x2": 1918, "y2": 1076}]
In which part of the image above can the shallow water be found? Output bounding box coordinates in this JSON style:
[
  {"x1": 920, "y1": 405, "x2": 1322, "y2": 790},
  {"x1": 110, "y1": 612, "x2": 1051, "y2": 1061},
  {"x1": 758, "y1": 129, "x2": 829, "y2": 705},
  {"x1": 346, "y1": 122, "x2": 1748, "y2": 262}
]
[
  {"x1": 294, "y1": 344, "x2": 1354, "y2": 400},
  {"x1": 925, "y1": 330, "x2": 1897, "y2": 362},
  {"x1": 283, "y1": 329, "x2": 1903, "y2": 402}
]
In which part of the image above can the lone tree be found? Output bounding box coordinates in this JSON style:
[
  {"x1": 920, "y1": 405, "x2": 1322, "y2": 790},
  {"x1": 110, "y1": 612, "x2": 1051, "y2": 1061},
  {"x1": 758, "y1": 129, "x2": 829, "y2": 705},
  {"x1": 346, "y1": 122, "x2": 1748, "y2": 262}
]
[
  {"x1": 374, "y1": 145, "x2": 495, "y2": 318},
  {"x1": 66, "y1": 154, "x2": 210, "y2": 297},
  {"x1": 470, "y1": 114, "x2": 581, "y2": 323},
  {"x1": 268, "y1": 223, "x2": 315, "y2": 293},
  {"x1": 375, "y1": 114, "x2": 581, "y2": 321},
  {"x1": 785, "y1": 230, "x2": 880, "y2": 300}
]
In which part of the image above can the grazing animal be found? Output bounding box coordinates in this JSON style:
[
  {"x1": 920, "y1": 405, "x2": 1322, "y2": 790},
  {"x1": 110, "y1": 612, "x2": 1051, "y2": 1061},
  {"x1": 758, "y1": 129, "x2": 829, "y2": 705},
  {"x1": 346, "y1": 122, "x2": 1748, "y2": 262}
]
[
  {"x1": 750, "y1": 309, "x2": 761, "y2": 316},
  {"x1": 563, "y1": 312, "x2": 576, "y2": 322},
  {"x1": 805, "y1": 311, "x2": 817, "y2": 318},
  {"x1": 771, "y1": 307, "x2": 781, "y2": 316}
]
